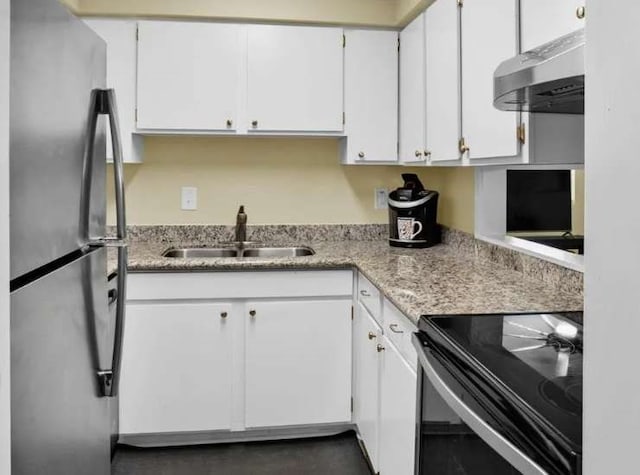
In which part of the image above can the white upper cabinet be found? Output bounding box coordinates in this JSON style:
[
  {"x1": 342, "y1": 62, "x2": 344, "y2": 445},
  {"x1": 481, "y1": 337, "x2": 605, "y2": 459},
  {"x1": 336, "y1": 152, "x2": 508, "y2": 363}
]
[
  {"x1": 83, "y1": 19, "x2": 143, "y2": 163},
  {"x1": 246, "y1": 25, "x2": 344, "y2": 133},
  {"x1": 399, "y1": 12, "x2": 427, "y2": 164},
  {"x1": 343, "y1": 29, "x2": 398, "y2": 163},
  {"x1": 461, "y1": 0, "x2": 520, "y2": 161},
  {"x1": 136, "y1": 21, "x2": 241, "y2": 131},
  {"x1": 520, "y1": 0, "x2": 585, "y2": 52},
  {"x1": 425, "y1": 0, "x2": 460, "y2": 163},
  {"x1": 244, "y1": 299, "x2": 352, "y2": 428}
]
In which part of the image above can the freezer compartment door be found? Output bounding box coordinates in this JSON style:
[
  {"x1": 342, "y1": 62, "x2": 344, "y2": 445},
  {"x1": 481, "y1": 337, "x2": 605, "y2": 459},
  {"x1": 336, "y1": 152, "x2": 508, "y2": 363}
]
[
  {"x1": 11, "y1": 248, "x2": 111, "y2": 475},
  {"x1": 10, "y1": 0, "x2": 106, "y2": 279}
]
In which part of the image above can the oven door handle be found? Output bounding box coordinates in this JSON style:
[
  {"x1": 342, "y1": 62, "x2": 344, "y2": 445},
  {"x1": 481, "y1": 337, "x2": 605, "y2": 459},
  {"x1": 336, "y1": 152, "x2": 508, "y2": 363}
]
[{"x1": 412, "y1": 334, "x2": 548, "y2": 475}]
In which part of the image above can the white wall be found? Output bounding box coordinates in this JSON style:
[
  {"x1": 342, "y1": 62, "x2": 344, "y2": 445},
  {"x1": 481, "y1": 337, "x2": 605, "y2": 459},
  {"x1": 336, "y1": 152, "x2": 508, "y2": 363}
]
[
  {"x1": 0, "y1": 0, "x2": 10, "y2": 473},
  {"x1": 584, "y1": 1, "x2": 640, "y2": 474}
]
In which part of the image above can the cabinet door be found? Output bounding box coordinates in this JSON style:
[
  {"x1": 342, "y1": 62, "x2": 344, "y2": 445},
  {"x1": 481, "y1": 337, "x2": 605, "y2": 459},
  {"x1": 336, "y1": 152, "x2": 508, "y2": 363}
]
[
  {"x1": 379, "y1": 336, "x2": 418, "y2": 475},
  {"x1": 246, "y1": 25, "x2": 343, "y2": 132},
  {"x1": 245, "y1": 299, "x2": 352, "y2": 427},
  {"x1": 399, "y1": 13, "x2": 426, "y2": 164},
  {"x1": 83, "y1": 19, "x2": 142, "y2": 163},
  {"x1": 136, "y1": 21, "x2": 240, "y2": 131},
  {"x1": 461, "y1": 0, "x2": 519, "y2": 160},
  {"x1": 520, "y1": 0, "x2": 585, "y2": 52},
  {"x1": 343, "y1": 29, "x2": 398, "y2": 163},
  {"x1": 425, "y1": 0, "x2": 461, "y2": 163},
  {"x1": 119, "y1": 302, "x2": 233, "y2": 434},
  {"x1": 353, "y1": 302, "x2": 382, "y2": 471}
]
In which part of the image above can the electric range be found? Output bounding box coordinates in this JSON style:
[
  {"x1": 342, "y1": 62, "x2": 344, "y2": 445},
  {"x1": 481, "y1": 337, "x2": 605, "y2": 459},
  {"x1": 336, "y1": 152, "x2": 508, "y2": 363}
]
[{"x1": 413, "y1": 312, "x2": 583, "y2": 475}]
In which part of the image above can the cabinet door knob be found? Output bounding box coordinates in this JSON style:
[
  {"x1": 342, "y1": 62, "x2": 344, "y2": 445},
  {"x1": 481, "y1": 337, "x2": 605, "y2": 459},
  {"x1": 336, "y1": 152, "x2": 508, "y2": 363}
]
[
  {"x1": 368, "y1": 331, "x2": 377, "y2": 340},
  {"x1": 249, "y1": 310, "x2": 257, "y2": 317},
  {"x1": 251, "y1": 120, "x2": 258, "y2": 128},
  {"x1": 424, "y1": 150, "x2": 431, "y2": 159},
  {"x1": 415, "y1": 150, "x2": 423, "y2": 158},
  {"x1": 220, "y1": 311, "x2": 228, "y2": 319},
  {"x1": 376, "y1": 344, "x2": 385, "y2": 353},
  {"x1": 576, "y1": 6, "x2": 585, "y2": 19},
  {"x1": 226, "y1": 119, "x2": 233, "y2": 128},
  {"x1": 358, "y1": 151, "x2": 365, "y2": 158}
]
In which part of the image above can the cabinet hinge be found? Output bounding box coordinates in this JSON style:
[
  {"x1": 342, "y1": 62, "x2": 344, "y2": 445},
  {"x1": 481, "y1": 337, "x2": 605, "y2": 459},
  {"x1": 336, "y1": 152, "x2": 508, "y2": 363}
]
[
  {"x1": 351, "y1": 397, "x2": 354, "y2": 413},
  {"x1": 517, "y1": 123, "x2": 526, "y2": 144},
  {"x1": 397, "y1": 37, "x2": 400, "y2": 51},
  {"x1": 343, "y1": 34, "x2": 346, "y2": 48},
  {"x1": 458, "y1": 137, "x2": 470, "y2": 155},
  {"x1": 351, "y1": 305, "x2": 354, "y2": 320},
  {"x1": 343, "y1": 111, "x2": 346, "y2": 125},
  {"x1": 457, "y1": 0, "x2": 463, "y2": 6},
  {"x1": 136, "y1": 25, "x2": 139, "y2": 41},
  {"x1": 135, "y1": 108, "x2": 138, "y2": 123}
]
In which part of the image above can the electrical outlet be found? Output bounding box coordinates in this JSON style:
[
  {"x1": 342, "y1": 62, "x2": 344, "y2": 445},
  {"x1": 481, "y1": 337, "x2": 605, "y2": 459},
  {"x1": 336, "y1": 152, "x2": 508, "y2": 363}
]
[
  {"x1": 181, "y1": 186, "x2": 198, "y2": 210},
  {"x1": 374, "y1": 188, "x2": 388, "y2": 210}
]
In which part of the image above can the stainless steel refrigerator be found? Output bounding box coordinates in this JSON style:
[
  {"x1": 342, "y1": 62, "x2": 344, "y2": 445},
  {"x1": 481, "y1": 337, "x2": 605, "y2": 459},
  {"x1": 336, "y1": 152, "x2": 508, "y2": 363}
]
[{"x1": 9, "y1": 0, "x2": 127, "y2": 473}]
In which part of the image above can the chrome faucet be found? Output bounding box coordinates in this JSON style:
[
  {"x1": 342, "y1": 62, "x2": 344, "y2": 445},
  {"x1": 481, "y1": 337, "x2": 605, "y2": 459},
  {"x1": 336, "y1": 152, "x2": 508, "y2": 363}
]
[{"x1": 235, "y1": 205, "x2": 247, "y2": 244}]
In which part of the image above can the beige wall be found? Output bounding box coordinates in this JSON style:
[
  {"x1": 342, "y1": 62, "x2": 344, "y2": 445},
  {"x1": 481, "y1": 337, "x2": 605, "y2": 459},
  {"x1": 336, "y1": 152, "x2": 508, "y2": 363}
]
[
  {"x1": 108, "y1": 136, "x2": 475, "y2": 233},
  {"x1": 572, "y1": 169, "x2": 584, "y2": 235},
  {"x1": 72, "y1": 0, "x2": 427, "y2": 27}
]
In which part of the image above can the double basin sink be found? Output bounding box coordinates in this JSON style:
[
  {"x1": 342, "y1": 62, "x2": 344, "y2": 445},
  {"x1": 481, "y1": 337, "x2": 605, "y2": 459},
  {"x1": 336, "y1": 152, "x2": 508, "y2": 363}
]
[{"x1": 162, "y1": 246, "x2": 315, "y2": 259}]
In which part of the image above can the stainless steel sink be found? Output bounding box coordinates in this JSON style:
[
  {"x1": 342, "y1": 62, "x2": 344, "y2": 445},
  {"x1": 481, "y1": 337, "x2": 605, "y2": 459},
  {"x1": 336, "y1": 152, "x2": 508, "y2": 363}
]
[
  {"x1": 161, "y1": 246, "x2": 315, "y2": 259},
  {"x1": 241, "y1": 247, "x2": 315, "y2": 258},
  {"x1": 162, "y1": 248, "x2": 239, "y2": 258}
]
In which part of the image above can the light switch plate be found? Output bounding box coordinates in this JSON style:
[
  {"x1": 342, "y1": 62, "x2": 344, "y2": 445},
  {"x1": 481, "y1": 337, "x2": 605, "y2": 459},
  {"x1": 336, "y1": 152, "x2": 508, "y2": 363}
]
[
  {"x1": 181, "y1": 186, "x2": 198, "y2": 210},
  {"x1": 375, "y1": 188, "x2": 388, "y2": 210}
]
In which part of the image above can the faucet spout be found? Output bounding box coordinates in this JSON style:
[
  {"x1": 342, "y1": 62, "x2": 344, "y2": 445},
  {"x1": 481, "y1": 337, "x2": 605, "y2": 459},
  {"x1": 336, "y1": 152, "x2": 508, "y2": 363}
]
[{"x1": 235, "y1": 205, "x2": 247, "y2": 244}]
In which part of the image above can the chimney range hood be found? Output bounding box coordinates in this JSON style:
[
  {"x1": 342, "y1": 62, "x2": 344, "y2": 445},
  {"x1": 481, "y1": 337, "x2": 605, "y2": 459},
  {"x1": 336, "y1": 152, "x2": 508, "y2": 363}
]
[{"x1": 494, "y1": 29, "x2": 584, "y2": 114}]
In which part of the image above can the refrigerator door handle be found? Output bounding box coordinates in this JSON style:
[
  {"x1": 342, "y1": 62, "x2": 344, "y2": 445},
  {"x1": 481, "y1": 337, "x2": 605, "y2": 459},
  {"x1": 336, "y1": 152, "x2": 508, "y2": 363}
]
[
  {"x1": 98, "y1": 245, "x2": 127, "y2": 397},
  {"x1": 82, "y1": 88, "x2": 128, "y2": 397},
  {"x1": 82, "y1": 88, "x2": 127, "y2": 246},
  {"x1": 99, "y1": 88, "x2": 127, "y2": 241}
]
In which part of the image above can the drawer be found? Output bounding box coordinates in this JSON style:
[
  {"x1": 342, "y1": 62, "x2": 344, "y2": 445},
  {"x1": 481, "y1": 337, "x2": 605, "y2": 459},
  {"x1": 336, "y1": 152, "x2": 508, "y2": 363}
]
[
  {"x1": 382, "y1": 299, "x2": 418, "y2": 371},
  {"x1": 128, "y1": 270, "x2": 353, "y2": 301},
  {"x1": 357, "y1": 273, "x2": 382, "y2": 326}
]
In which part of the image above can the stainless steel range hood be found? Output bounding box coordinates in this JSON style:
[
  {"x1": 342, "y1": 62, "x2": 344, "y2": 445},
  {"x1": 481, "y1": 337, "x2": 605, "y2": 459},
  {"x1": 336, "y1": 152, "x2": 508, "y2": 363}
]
[{"x1": 494, "y1": 29, "x2": 584, "y2": 114}]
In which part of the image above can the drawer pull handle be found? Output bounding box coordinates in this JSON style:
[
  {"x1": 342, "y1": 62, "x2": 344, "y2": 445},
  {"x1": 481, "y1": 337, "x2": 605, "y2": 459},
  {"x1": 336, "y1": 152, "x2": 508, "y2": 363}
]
[
  {"x1": 376, "y1": 344, "x2": 385, "y2": 353},
  {"x1": 389, "y1": 323, "x2": 404, "y2": 334},
  {"x1": 220, "y1": 311, "x2": 228, "y2": 319},
  {"x1": 368, "y1": 332, "x2": 377, "y2": 340},
  {"x1": 249, "y1": 310, "x2": 256, "y2": 318},
  {"x1": 360, "y1": 290, "x2": 371, "y2": 297}
]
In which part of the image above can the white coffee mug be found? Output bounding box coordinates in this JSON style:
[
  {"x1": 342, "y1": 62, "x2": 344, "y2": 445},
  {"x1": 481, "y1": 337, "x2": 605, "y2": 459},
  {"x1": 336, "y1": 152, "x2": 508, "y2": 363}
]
[{"x1": 397, "y1": 218, "x2": 423, "y2": 240}]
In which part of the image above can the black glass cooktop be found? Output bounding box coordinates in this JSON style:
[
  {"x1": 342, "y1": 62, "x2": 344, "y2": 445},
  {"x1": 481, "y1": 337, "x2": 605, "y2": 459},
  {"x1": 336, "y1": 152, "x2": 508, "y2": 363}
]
[{"x1": 418, "y1": 312, "x2": 583, "y2": 455}]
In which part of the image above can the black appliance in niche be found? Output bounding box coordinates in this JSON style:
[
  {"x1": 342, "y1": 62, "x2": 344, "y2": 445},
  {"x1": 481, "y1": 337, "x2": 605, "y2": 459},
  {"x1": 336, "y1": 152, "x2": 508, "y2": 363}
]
[{"x1": 388, "y1": 174, "x2": 441, "y2": 248}]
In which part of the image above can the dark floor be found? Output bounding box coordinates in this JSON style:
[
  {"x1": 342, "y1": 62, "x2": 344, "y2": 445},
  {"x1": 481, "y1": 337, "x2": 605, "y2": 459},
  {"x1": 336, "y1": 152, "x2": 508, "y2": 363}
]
[{"x1": 112, "y1": 431, "x2": 373, "y2": 475}]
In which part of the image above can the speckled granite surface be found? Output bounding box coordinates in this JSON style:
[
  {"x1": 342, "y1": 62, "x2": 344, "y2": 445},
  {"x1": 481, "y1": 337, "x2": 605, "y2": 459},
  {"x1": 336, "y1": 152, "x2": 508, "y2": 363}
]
[{"x1": 109, "y1": 225, "x2": 583, "y2": 325}]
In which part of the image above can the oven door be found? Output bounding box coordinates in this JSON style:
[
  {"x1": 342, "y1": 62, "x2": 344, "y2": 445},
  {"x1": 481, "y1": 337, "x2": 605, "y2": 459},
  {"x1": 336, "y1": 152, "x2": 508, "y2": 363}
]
[{"x1": 413, "y1": 333, "x2": 548, "y2": 475}]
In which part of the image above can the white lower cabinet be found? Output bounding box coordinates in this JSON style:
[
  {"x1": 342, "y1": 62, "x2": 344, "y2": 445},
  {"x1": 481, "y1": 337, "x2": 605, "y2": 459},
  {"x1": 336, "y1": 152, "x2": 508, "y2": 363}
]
[
  {"x1": 353, "y1": 286, "x2": 419, "y2": 475},
  {"x1": 353, "y1": 302, "x2": 382, "y2": 471},
  {"x1": 245, "y1": 299, "x2": 352, "y2": 428},
  {"x1": 120, "y1": 271, "x2": 353, "y2": 438},
  {"x1": 119, "y1": 302, "x2": 234, "y2": 434},
  {"x1": 379, "y1": 336, "x2": 418, "y2": 475}
]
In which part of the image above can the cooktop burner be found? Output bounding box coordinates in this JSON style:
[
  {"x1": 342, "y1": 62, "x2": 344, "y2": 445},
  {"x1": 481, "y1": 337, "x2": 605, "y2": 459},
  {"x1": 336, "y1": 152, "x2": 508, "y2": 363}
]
[
  {"x1": 539, "y1": 376, "x2": 582, "y2": 417},
  {"x1": 418, "y1": 311, "x2": 583, "y2": 452}
]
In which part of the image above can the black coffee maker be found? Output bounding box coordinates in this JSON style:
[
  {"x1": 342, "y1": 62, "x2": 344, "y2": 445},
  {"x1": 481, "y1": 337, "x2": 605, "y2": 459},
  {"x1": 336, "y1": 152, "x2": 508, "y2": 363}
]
[{"x1": 388, "y1": 174, "x2": 441, "y2": 248}]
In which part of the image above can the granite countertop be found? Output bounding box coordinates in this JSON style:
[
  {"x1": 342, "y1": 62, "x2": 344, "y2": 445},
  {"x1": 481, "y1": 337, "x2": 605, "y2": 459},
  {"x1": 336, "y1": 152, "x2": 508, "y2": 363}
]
[{"x1": 111, "y1": 238, "x2": 583, "y2": 325}]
